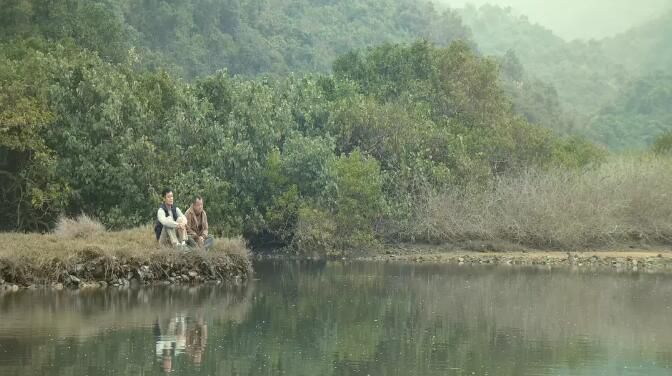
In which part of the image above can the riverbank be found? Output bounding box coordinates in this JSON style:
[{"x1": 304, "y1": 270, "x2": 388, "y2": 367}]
[
  {"x1": 361, "y1": 243, "x2": 672, "y2": 272},
  {"x1": 0, "y1": 224, "x2": 252, "y2": 290}
]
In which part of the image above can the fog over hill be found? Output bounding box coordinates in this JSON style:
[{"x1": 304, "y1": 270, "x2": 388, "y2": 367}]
[{"x1": 437, "y1": 0, "x2": 671, "y2": 40}]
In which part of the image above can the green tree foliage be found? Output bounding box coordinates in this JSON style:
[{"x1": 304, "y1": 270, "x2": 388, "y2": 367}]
[
  {"x1": 0, "y1": 2, "x2": 605, "y2": 251},
  {"x1": 0, "y1": 0, "x2": 472, "y2": 78},
  {"x1": 0, "y1": 40, "x2": 70, "y2": 230},
  {"x1": 0, "y1": 0, "x2": 133, "y2": 63},
  {"x1": 328, "y1": 151, "x2": 385, "y2": 243},
  {"x1": 586, "y1": 73, "x2": 672, "y2": 150},
  {"x1": 333, "y1": 41, "x2": 576, "y2": 178}
]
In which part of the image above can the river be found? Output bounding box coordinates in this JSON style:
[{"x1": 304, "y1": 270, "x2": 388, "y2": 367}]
[{"x1": 1, "y1": 261, "x2": 672, "y2": 375}]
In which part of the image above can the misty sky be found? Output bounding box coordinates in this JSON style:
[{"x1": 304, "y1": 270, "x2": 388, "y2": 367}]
[{"x1": 439, "y1": 0, "x2": 672, "y2": 40}]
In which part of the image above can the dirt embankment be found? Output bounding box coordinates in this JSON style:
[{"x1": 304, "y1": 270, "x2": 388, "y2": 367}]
[{"x1": 0, "y1": 226, "x2": 252, "y2": 290}]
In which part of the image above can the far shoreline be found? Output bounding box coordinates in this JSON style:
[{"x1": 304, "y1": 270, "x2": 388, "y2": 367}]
[
  {"x1": 254, "y1": 242, "x2": 672, "y2": 274},
  {"x1": 355, "y1": 242, "x2": 672, "y2": 273}
]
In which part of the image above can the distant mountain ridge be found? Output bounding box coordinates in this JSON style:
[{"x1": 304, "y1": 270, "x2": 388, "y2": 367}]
[
  {"x1": 602, "y1": 11, "x2": 672, "y2": 75},
  {"x1": 458, "y1": 4, "x2": 672, "y2": 148}
]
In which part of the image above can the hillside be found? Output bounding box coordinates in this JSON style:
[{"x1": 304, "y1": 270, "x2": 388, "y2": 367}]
[
  {"x1": 586, "y1": 73, "x2": 672, "y2": 150},
  {"x1": 458, "y1": 4, "x2": 672, "y2": 149},
  {"x1": 0, "y1": 0, "x2": 472, "y2": 78},
  {"x1": 601, "y1": 11, "x2": 672, "y2": 75},
  {"x1": 458, "y1": 4, "x2": 626, "y2": 118}
]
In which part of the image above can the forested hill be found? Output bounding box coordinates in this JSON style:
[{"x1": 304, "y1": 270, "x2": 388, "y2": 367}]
[
  {"x1": 601, "y1": 11, "x2": 672, "y2": 75},
  {"x1": 0, "y1": 0, "x2": 471, "y2": 78},
  {"x1": 458, "y1": 4, "x2": 627, "y2": 118},
  {"x1": 587, "y1": 73, "x2": 672, "y2": 150},
  {"x1": 459, "y1": 5, "x2": 672, "y2": 149},
  {"x1": 1, "y1": 0, "x2": 670, "y2": 153}
]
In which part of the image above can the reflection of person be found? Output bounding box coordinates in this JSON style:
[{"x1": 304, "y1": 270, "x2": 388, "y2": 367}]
[
  {"x1": 155, "y1": 188, "x2": 188, "y2": 248},
  {"x1": 155, "y1": 315, "x2": 186, "y2": 373},
  {"x1": 185, "y1": 196, "x2": 214, "y2": 250},
  {"x1": 154, "y1": 319, "x2": 175, "y2": 373},
  {"x1": 155, "y1": 315, "x2": 208, "y2": 372},
  {"x1": 185, "y1": 318, "x2": 208, "y2": 366},
  {"x1": 161, "y1": 348, "x2": 173, "y2": 374}
]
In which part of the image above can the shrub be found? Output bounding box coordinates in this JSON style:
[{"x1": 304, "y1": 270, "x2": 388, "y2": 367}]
[
  {"x1": 400, "y1": 156, "x2": 672, "y2": 249},
  {"x1": 328, "y1": 150, "x2": 385, "y2": 248},
  {"x1": 54, "y1": 214, "x2": 106, "y2": 239},
  {"x1": 293, "y1": 205, "x2": 337, "y2": 254},
  {"x1": 652, "y1": 132, "x2": 672, "y2": 155}
]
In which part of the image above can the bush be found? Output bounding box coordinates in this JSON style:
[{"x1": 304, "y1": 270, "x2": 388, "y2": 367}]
[
  {"x1": 290, "y1": 151, "x2": 385, "y2": 253},
  {"x1": 293, "y1": 205, "x2": 337, "y2": 254},
  {"x1": 328, "y1": 151, "x2": 385, "y2": 248},
  {"x1": 401, "y1": 156, "x2": 672, "y2": 249},
  {"x1": 54, "y1": 214, "x2": 106, "y2": 239},
  {"x1": 653, "y1": 132, "x2": 672, "y2": 155},
  {"x1": 552, "y1": 136, "x2": 607, "y2": 169}
]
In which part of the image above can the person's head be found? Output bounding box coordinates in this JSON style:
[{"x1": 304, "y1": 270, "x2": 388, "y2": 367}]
[
  {"x1": 192, "y1": 196, "x2": 203, "y2": 214},
  {"x1": 162, "y1": 188, "x2": 174, "y2": 206}
]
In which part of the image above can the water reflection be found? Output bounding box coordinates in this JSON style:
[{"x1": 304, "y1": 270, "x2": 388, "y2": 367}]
[
  {"x1": 0, "y1": 283, "x2": 252, "y2": 375},
  {"x1": 1, "y1": 261, "x2": 672, "y2": 376},
  {"x1": 155, "y1": 315, "x2": 208, "y2": 373}
]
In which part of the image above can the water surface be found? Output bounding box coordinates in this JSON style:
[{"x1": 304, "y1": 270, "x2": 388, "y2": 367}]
[{"x1": 1, "y1": 261, "x2": 672, "y2": 375}]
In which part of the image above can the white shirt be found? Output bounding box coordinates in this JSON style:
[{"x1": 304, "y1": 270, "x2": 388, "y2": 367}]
[{"x1": 157, "y1": 206, "x2": 186, "y2": 229}]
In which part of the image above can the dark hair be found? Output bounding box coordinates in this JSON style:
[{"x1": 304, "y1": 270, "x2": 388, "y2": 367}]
[
  {"x1": 193, "y1": 195, "x2": 203, "y2": 203},
  {"x1": 161, "y1": 188, "x2": 173, "y2": 198}
]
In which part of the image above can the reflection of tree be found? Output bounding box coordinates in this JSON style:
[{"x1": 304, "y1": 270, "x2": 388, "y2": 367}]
[
  {"x1": 208, "y1": 262, "x2": 672, "y2": 375},
  {"x1": 0, "y1": 283, "x2": 253, "y2": 338},
  {"x1": 3, "y1": 263, "x2": 672, "y2": 375},
  {"x1": 0, "y1": 283, "x2": 253, "y2": 375}
]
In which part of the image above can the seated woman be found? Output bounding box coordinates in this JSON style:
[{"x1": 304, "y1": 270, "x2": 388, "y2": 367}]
[{"x1": 155, "y1": 188, "x2": 189, "y2": 248}]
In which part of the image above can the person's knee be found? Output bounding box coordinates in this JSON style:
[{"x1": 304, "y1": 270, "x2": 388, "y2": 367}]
[{"x1": 159, "y1": 229, "x2": 171, "y2": 245}]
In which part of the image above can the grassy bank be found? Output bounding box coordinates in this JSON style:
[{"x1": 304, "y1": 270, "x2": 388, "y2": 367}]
[
  {"x1": 0, "y1": 216, "x2": 252, "y2": 288},
  {"x1": 395, "y1": 156, "x2": 672, "y2": 250}
]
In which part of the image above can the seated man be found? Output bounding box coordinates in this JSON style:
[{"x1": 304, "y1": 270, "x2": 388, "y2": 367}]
[
  {"x1": 155, "y1": 188, "x2": 189, "y2": 248},
  {"x1": 184, "y1": 195, "x2": 214, "y2": 250}
]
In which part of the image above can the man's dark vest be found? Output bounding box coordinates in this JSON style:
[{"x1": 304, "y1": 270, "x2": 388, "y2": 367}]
[{"x1": 154, "y1": 204, "x2": 178, "y2": 241}]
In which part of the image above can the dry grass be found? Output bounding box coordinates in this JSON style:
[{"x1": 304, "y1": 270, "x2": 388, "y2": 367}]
[
  {"x1": 211, "y1": 236, "x2": 250, "y2": 257},
  {"x1": 402, "y1": 156, "x2": 672, "y2": 249},
  {"x1": 0, "y1": 218, "x2": 252, "y2": 285},
  {"x1": 54, "y1": 214, "x2": 106, "y2": 239}
]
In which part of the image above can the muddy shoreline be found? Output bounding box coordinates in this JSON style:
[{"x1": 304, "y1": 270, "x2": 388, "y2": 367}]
[
  {"x1": 359, "y1": 244, "x2": 672, "y2": 273},
  {"x1": 255, "y1": 242, "x2": 672, "y2": 273}
]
